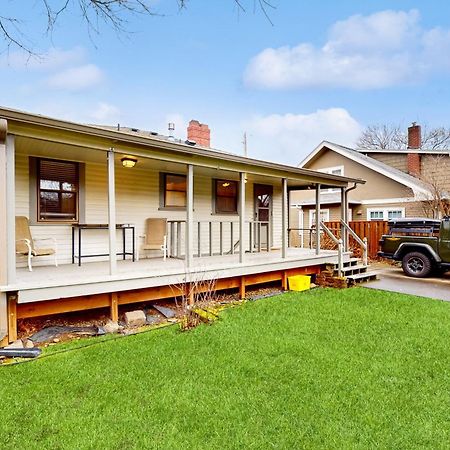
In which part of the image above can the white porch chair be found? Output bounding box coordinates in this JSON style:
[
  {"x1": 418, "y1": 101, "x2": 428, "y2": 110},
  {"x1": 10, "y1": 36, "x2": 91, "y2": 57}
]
[
  {"x1": 15, "y1": 216, "x2": 58, "y2": 271},
  {"x1": 138, "y1": 218, "x2": 168, "y2": 260}
]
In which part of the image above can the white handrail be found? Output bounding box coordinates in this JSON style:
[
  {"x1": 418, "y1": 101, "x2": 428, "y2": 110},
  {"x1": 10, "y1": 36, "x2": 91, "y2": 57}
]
[
  {"x1": 320, "y1": 222, "x2": 343, "y2": 277},
  {"x1": 340, "y1": 220, "x2": 368, "y2": 266}
]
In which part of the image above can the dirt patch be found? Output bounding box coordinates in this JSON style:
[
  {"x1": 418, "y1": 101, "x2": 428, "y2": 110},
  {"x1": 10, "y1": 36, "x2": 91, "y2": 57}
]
[{"x1": 17, "y1": 282, "x2": 286, "y2": 345}]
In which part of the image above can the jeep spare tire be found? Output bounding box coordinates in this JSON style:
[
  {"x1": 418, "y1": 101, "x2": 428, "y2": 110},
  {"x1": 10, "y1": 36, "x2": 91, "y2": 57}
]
[{"x1": 402, "y1": 251, "x2": 432, "y2": 278}]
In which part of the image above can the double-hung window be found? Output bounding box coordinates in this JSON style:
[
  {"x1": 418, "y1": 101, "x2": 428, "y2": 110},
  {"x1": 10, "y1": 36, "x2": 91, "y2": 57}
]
[
  {"x1": 214, "y1": 180, "x2": 238, "y2": 214},
  {"x1": 161, "y1": 173, "x2": 187, "y2": 208},
  {"x1": 37, "y1": 158, "x2": 79, "y2": 222}
]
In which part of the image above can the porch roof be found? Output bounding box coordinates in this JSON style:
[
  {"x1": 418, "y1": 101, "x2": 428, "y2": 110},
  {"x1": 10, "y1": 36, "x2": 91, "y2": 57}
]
[{"x1": 0, "y1": 106, "x2": 365, "y2": 190}]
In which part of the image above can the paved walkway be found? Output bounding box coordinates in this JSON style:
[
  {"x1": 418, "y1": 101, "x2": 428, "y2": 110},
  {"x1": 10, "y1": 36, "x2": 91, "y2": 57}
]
[{"x1": 364, "y1": 266, "x2": 450, "y2": 302}]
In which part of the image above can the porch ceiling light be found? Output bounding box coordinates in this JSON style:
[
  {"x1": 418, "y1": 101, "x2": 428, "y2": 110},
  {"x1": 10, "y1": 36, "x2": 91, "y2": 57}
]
[
  {"x1": 121, "y1": 156, "x2": 138, "y2": 168},
  {"x1": 222, "y1": 182, "x2": 231, "y2": 187}
]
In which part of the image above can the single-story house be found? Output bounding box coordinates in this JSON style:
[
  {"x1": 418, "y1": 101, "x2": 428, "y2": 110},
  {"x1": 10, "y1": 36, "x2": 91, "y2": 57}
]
[{"x1": 0, "y1": 107, "x2": 364, "y2": 344}]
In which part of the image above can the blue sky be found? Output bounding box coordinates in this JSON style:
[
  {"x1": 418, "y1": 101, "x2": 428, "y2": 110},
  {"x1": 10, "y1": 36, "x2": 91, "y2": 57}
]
[{"x1": 2, "y1": 0, "x2": 450, "y2": 164}]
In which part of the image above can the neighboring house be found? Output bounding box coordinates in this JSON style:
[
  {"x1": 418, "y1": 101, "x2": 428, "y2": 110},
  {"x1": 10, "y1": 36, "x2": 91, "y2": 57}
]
[
  {"x1": 290, "y1": 124, "x2": 444, "y2": 246},
  {"x1": 0, "y1": 107, "x2": 362, "y2": 344}
]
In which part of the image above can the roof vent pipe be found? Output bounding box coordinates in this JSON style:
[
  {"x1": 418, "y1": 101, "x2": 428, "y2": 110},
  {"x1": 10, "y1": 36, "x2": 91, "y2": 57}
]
[{"x1": 168, "y1": 122, "x2": 175, "y2": 141}]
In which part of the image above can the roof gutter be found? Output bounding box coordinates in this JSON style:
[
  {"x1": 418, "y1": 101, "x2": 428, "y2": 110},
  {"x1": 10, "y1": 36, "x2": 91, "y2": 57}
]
[{"x1": 1, "y1": 106, "x2": 365, "y2": 186}]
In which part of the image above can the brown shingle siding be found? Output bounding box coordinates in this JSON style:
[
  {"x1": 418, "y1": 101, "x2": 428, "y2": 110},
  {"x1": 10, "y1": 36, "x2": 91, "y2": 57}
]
[{"x1": 368, "y1": 153, "x2": 408, "y2": 173}]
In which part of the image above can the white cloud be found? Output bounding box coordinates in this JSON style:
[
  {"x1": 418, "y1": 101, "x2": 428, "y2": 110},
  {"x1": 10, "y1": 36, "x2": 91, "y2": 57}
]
[
  {"x1": 89, "y1": 102, "x2": 121, "y2": 123},
  {"x1": 46, "y1": 64, "x2": 104, "y2": 91},
  {"x1": 0, "y1": 47, "x2": 85, "y2": 70},
  {"x1": 244, "y1": 108, "x2": 362, "y2": 164},
  {"x1": 244, "y1": 9, "x2": 450, "y2": 89}
]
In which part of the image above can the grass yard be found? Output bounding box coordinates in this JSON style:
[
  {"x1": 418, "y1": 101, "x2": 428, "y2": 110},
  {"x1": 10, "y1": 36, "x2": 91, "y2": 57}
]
[{"x1": 1, "y1": 287, "x2": 450, "y2": 449}]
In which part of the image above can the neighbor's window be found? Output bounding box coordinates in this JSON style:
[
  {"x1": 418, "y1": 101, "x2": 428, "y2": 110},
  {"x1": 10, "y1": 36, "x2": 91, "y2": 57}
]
[
  {"x1": 318, "y1": 166, "x2": 344, "y2": 193},
  {"x1": 37, "y1": 158, "x2": 79, "y2": 222},
  {"x1": 309, "y1": 209, "x2": 330, "y2": 227},
  {"x1": 387, "y1": 210, "x2": 403, "y2": 220},
  {"x1": 369, "y1": 210, "x2": 384, "y2": 220},
  {"x1": 368, "y1": 208, "x2": 404, "y2": 221},
  {"x1": 214, "y1": 180, "x2": 238, "y2": 214},
  {"x1": 163, "y1": 173, "x2": 187, "y2": 208}
]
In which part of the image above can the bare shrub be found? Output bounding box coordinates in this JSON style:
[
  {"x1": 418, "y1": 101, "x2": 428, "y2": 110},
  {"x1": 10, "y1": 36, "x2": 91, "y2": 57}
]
[{"x1": 171, "y1": 270, "x2": 222, "y2": 331}]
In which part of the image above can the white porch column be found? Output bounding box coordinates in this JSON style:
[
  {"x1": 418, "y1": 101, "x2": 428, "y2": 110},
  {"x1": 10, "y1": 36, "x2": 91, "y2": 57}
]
[
  {"x1": 107, "y1": 149, "x2": 117, "y2": 275},
  {"x1": 0, "y1": 120, "x2": 9, "y2": 340},
  {"x1": 186, "y1": 164, "x2": 194, "y2": 268},
  {"x1": 315, "y1": 183, "x2": 321, "y2": 255},
  {"x1": 6, "y1": 135, "x2": 16, "y2": 284},
  {"x1": 281, "y1": 178, "x2": 288, "y2": 258},
  {"x1": 239, "y1": 172, "x2": 246, "y2": 264},
  {"x1": 0, "y1": 120, "x2": 8, "y2": 287}
]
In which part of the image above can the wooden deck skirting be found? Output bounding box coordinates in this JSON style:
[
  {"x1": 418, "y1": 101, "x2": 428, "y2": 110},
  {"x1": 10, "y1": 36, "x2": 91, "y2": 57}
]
[{"x1": 7, "y1": 264, "x2": 322, "y2": 342}]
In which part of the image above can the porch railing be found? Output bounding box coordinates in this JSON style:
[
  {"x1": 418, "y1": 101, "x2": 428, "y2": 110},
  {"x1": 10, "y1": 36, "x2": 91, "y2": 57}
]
[
  {"x1": 319, "y1": 221, "x2": 343, "y2": 277},
  {"x1": 167, "y1": 220, "x2": 270, "y2": 259},
  {"x1": 340, "y1": 219, "x2": 368, "y2": 266}
]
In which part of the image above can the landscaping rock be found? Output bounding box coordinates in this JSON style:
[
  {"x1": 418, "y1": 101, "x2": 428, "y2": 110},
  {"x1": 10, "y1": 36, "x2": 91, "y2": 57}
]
[
  {"x1": 103, "y1": 320, "x2": 120, "y2": 334},
  {"x1": 23, "y1": 339, "x2": 34, "y2": 349},
  {"x1": 146, "y1": 315, "x2": 160, "y2": 325},
  {"x1": 30, "y1": 326, "x2": 102, "y2": 343},
  {"x1": 5, "y1": 339, "x2": 24, "y2": 349},
  {"x1": 152, "y1": 304, "x2": 176, "y2": 318},
  {"x1": 124, "y1": 310, "x2": 146, "y2": 328},
  {"x1": 316, "y1": 271, "x2": 347, "y2": 289}
]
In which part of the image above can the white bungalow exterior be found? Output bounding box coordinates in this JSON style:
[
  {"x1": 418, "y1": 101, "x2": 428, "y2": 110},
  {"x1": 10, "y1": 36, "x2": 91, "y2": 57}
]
[{"x1": 0, "y1": 107, "x2": 364, "y2": 344}]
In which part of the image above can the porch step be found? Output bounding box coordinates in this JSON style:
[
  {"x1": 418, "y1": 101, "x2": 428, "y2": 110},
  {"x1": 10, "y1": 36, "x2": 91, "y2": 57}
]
[
  {"x1": 346, "y1": 271, "x2": 378, "y2": 284},
  {"x1": 331, "y1": 257, "x2": 378, "y2": 285},
  {"x1": 334, "y1": 264, "x2": 369, "y2": 276},
  {"x1": 344, "y1": 258, "x2": 360, "y2": 267}
]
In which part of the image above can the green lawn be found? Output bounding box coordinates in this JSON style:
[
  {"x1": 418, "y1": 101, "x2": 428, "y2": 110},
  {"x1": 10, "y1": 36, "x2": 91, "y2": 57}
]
[{"x1": 2, "y1": 287, "x2": 450, "y2": 449}]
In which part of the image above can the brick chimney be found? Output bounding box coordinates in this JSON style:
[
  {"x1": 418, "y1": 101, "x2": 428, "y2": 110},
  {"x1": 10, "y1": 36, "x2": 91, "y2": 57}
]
[
  {"x1": 407, "y1": 122, "x2": 421, "y2": 176},
  {"x1": 187, "y1": 120, "x2": 210, "y2": 147}
]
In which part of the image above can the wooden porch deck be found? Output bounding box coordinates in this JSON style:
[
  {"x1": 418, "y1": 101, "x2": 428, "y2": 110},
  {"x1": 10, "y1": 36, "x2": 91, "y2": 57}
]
[
  {"x1": 3, "y1": 247, "x2": 348, "y2": 344},
  {"x1": 11, "y1": 247, "x2": 345, "y2": 303}
]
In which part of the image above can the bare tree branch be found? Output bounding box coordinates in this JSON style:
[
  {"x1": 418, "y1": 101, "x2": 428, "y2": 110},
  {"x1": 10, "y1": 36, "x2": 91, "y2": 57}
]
[
  {"x1": 0, "y1": 0, "x2": 276, "y2": 56},
  {"x1": 357, "y1": 123, "x2": 450, "y2": 150},
  {"x1": 356, "y1": 124, "x2": 406, "y2": 150},
  {"x1": 418, "y1": 155, "x2": 450, "y2": 219}
]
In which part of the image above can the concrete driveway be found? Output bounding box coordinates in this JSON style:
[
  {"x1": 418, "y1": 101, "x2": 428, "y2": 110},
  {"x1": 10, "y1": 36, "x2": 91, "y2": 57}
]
[{"x1": 364, "y1": 264, "x2": 450, "y2": 301}]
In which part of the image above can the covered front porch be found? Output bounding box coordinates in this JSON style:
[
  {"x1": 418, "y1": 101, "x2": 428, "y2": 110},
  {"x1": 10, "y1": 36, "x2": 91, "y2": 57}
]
[
  {"x1": 0, "y1": 107, "x2": 365, "y2": 343},
  {"x1": 15, "y1": 247, "x2": 347, "y2": 303}
]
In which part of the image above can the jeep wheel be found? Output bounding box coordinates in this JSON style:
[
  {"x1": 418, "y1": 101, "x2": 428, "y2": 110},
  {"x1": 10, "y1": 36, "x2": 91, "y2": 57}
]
[{"x1": 402, "y1": 252, "x2": 432, "y2": 278}]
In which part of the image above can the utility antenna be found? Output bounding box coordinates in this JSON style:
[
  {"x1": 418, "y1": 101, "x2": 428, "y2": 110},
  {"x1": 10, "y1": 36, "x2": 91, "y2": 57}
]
[{"x1": 242, "y1": 132, "x2": 248, "y2": 157}]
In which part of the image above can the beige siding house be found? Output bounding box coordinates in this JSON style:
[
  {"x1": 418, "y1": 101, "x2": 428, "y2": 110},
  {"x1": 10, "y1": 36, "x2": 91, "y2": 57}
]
[
  {"x1": 290, "y1": 134, "x2": 437, "y2": 247},
  {"x1": 0, "y1": 107, "x2": 363, "y2": 344}
]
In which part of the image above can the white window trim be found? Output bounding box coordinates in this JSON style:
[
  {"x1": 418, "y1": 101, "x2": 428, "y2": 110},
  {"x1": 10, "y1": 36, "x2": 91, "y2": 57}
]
[
  {"x1": 367, "y1": 207, "x2": 405, "y2": 221},
  {"x1": 309, "y1": 208, "x2": 330, "y2": 227},
  {"x1": 317, "y1": 165, "x2": 345, "y2": 176},
  {"x1": 317, "y1": 166, "x2": 344, "y2": 193}
]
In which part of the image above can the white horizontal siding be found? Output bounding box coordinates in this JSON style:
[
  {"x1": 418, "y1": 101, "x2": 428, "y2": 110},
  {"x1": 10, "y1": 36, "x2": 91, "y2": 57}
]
[{"x1": 14, "y1": 151, "x2": 284, "y2": 267}]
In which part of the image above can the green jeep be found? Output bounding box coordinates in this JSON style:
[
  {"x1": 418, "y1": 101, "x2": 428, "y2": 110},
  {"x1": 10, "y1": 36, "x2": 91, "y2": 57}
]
[{"x1": 378, "y1": 217, "x2": 450, "y2": 278}]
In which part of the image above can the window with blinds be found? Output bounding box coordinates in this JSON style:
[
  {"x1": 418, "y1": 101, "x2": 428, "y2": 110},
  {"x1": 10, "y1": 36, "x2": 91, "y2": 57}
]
[
  {"x1": 163, "y1": 173, "x2": 187, "y2": 208},
  {"x1": 37, "y1": 158, "x2": 79, "y2": 221}
]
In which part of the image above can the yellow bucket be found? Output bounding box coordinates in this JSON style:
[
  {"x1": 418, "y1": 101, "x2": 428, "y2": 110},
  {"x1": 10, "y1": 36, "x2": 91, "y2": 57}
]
[{"x1": 288, "y1": 275, "x2": 311, "y2": 292}]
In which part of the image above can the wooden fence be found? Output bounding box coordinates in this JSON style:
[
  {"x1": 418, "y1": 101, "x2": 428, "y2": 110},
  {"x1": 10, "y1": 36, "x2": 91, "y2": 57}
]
[{"x1": 324, "y1": 220, "x2": 389, "y2": 259}]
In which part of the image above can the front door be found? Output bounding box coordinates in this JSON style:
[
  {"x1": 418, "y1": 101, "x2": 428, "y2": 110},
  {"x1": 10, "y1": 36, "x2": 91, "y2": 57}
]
[{"x1": 254, "y1": 184, "x2": 272, "y2": 249}]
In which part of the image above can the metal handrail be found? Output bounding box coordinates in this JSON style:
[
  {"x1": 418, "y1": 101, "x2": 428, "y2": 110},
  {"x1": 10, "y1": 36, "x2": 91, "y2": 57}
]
[
  {"x1": 320, "y1": 221, "x2": 343, "y2": 277},
  {"x1": 340, "y1": 220, "x2": 368, "y2": 266}
]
